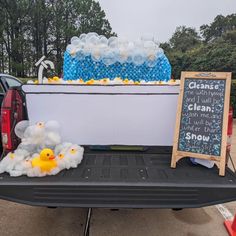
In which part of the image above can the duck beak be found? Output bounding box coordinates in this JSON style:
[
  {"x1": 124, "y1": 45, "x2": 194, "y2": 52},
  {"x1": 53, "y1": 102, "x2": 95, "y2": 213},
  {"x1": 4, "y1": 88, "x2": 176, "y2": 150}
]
[{"x1": 49, "y1": 155, "x2": 55, "y2": 160}]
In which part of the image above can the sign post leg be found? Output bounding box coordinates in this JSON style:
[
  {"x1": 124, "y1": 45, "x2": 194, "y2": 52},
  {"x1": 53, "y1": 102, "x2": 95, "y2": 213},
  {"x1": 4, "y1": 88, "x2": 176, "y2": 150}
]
[
  {"x1": 219, "y1": 152, "x2": 227, "y2": 176},
  {"x1": 171, "y1": 152, "x2": 177, "y2": 168},
  {"x1": 171, "y1": 158, "x2": 176, "y2": 168}
]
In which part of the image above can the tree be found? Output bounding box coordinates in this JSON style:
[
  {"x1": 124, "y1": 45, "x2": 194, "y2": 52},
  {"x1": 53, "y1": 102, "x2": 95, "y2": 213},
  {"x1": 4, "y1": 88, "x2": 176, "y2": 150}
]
[
  {"x1": 76, "y1": 0, "x2": 115, "y2": 37},
  {"x1": 222, "y1": 30, "x2": 236, "y2": 44},
  {"x1": 0, "y1": 0, "x2": 32, "y2": 76},
  {"x1": 0, "y1": 0, "x2": 115, "y2": 77},
  {"x1": 200, "y1": 14, "x2": 236, "y2": 42},
  {"x1": 163, "y1": 14, "x2": 236, "y2": 80},
  {"x1": 169, "y1": 26, "x2": 201, "y2": 52}
]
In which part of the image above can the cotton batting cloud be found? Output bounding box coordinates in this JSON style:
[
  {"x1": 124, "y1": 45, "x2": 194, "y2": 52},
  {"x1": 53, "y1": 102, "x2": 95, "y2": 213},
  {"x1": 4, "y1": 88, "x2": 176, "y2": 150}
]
[{"x1": 0, "y1": 120, "x2": 84, "y2": 177}]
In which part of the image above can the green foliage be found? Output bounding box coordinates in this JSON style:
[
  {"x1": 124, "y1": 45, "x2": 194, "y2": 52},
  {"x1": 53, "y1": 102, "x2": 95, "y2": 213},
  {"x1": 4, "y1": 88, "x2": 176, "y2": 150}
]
[
  {"x1": 0, "y1": 0, "x2": 115, "y2": 77},
  {"x1": 200, "y1": 14, "x2": 236, "y2": 42},
  {"x1": 165, "y1": 14, "x2": 236, "y2": 80},
  {"x1": 169, "y1": 26, "x2": 201, "y2": 52}
]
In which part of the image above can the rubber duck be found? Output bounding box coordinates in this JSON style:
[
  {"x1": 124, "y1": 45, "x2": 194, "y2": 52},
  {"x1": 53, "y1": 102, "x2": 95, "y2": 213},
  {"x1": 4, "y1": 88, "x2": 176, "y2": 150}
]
[
  {"x1": 55, "y1": 143, "x2": 74, "y2": 169},
  {"x1": 123, "y1": 78, "x2": 130, "y2": 84},
  {"x1": 100, "y1": 78, "x2": 110, "y2": 84},
  {"x1": 53, "y1": 76, "x2": 60, "y2": 82},
  {"x1": 113, "y1": 77, "x2": 123, "y2": 84},
  {"x1": 0, "y1": 152, "x2": 15, "y2": 174},
  {"x1": 86, "y1": 79, "x2": 95, "y2": 85},
  {"x1": 54, "y1": 142, "x2": 73, "y2": 156},
  {"x1": 169, "y1": 79, "x2": 178, "y2": 85},
  {"x1": 48, "y1": 78, "x2": 54, "y2": 83},
  {"x1": 31, "y1": 148, "x2": 57, "y2": 173},
  {"x1": 78, "y1": 78, "x2": 84, "y2": 84},
  {"x1": 65, "y1": 145, "x2": 84, "y2": 168},
  {"x1": 128, "y1": 80, "x2": 134, "y2": 84},
  {"x1": 56, "y1": 149, "x2": 70, "y2": 169},
  {"x1": 10, "y1": 159, "x2": 32, "y2": 177},
  {"x1": 0, "y1": 149, "x2": 29, "y2": 174},
  {"x1": 22, "y1": 121, "x2": 45, "y2": 146},
  {"x1": 56, "y1": 144, "x2": 84, "y2": 169}
]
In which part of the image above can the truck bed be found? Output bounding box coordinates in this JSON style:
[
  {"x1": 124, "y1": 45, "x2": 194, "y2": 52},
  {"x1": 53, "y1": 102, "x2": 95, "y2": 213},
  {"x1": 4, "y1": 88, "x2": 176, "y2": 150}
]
[{"x1": 0, "y1": 147, "x2": 236, "y2": 208}]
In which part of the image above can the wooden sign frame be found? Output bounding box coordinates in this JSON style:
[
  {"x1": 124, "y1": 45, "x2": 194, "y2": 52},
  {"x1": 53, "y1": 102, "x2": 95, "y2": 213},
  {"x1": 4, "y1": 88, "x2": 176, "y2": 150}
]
[{"x1": 171, "y1": 71, "x2": 232, "y2": 176}]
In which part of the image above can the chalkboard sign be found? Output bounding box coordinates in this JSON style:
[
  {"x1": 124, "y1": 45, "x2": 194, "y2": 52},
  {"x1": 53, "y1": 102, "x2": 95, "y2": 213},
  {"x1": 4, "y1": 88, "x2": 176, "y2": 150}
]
[{"x1": 171, "y1": 72, "x2": 232, "y2": 176}]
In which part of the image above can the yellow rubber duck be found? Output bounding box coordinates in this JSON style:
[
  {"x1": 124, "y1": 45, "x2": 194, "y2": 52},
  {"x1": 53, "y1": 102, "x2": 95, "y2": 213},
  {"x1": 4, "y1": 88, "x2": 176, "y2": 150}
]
[
  {"x1": 86, "y1": 79, "x2": 95, "y2": 85},
  {"x1": 123, "y1": 78, "x2": 130, "y2": 84},
  {"x1": 101, "y1": 78, "x2": 110, "y2": 84},
  {"x1": 31, "y1": 149, "x2": 57, "y2": 173},
  {"x1": 53, "y1": 76, "x2": 60, "y2": 81},
  {"x1": 48, "y1": 78, "x2": 53, "y2": 83},
  {"x1": 78, "y1": 78, "x2": 84, "y2": 84}
]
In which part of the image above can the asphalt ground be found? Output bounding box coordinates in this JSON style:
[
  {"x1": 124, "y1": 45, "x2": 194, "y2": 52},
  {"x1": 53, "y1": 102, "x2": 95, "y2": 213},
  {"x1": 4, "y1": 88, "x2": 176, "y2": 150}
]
[{"x1": 0, "y1": 122, "x2": 236, "y2": 236}]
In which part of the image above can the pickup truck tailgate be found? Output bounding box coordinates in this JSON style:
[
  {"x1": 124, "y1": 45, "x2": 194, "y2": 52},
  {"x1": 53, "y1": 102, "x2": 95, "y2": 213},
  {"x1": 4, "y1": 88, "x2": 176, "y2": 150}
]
[{"x1": 0, "y1": 147, "x2": 236, "y2": 208}]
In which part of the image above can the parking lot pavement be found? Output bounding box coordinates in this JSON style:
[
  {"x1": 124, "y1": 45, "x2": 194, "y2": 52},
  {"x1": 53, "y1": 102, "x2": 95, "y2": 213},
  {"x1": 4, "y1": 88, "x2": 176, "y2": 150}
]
[
  {"x1": 90, "y1": 207, "x2": 229, "y2": 236},
  {"x1": 0, "y1": 122, "x2": 236, "y2": 236},
  {"x1": 0, "y1": 202, "x2": 87, "y2": 236},
  {"x1": 0, "y1": 202, "x2": 231, "y2": 236}
]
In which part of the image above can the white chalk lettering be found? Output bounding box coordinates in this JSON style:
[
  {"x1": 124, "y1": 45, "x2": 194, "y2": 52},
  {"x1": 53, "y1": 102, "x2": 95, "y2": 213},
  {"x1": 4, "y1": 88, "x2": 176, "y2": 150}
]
[
  {"x1": 188, "y1": 82, "x2": 219, "y2": 90},
  {"x1": 185, "y1": 132, "x2": 210, "y2": 142},
  {"x1": 188, "y1": 103, "x2": 211, "y2": 112}
]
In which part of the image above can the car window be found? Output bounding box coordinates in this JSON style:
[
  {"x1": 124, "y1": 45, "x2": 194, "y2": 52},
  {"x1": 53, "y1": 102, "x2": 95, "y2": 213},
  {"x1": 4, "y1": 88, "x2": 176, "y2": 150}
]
[{"x1": 4, "y1": 77, "x2": 21, "y2": 88}]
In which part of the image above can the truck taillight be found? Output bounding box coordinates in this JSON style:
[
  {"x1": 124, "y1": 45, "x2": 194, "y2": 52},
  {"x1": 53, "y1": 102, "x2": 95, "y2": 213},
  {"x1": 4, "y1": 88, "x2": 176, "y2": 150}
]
[
  {"x1": 1, "y1": 88, "x2": 25, "y2": 153},
  {"x1": 1, "y1": 108, "x2": 12, "y2": 149}
]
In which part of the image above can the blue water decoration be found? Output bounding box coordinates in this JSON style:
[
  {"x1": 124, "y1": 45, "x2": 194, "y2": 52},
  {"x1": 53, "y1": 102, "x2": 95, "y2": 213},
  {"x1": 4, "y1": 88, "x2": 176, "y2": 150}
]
[{"x1": 63, "y1": 34, "x2": 172, "y2": 82}]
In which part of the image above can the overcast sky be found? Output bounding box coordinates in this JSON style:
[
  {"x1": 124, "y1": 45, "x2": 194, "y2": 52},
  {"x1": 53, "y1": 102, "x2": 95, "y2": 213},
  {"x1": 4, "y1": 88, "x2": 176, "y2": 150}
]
[{"x1": 98, "y1": 0, "x2": 236, "y2": 42}]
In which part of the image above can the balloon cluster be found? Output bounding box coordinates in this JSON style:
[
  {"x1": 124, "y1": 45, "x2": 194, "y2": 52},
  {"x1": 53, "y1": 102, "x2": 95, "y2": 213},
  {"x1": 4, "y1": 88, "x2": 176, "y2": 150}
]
[{"x1": 63, "y1": 33, "x2": 171, "y2": 82}]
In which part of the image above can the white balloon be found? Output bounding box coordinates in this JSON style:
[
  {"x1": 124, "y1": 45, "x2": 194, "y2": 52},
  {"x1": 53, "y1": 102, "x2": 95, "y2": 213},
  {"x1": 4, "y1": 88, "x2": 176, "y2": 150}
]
[
  {"x1": 71, "y1": 38, "x2": 81, "y2": 47},
  {"x1": 87, "y1": 35, "x2": 99, "y2": 45},
  {"x1": 132, "y1": 49, "x2": 145, "y2": 66},
  {"x1": 108, "y1": 36, "x2": 118, "y2": 48},
  {"x1": 79, "y1": 33, "x2": 87, "y2": 43},
  {"x1": 45, "y1": 120, "x2": 60, "y2": 133},
  {"x1": 65, "y1": 32, "x2": 166, "y2": 70},
  {"x1": 91, "y1": 47, "x2": 102, "y2": 62},
  {"x1": 102, "y1": 49, "x2": 117, "y2": 66},
  {"x1": 117, "y1": 47, "x2": 128, "y2": 63},
  {"x1": 134, "y1": 39, "x2": 143, "y2": 49},
  {"x1": 15, "y1": 120, "x2": 30, "y2": 139},
  {"x1": 71, "y1": 36, "x2": 79, "y2": 43},
  {"x1": 99, "y1": 35, "x2": 108, "y2": 45},
  {"x1": 76, "y1": 49, "x2": 86, "y2": 61},
  {"x1": 66, "y1": 45, "x2": 76, "y2": 57},
  {"x1": 146, "y1": 54, "x2": 157, "y2": 67},
  {"x1": 144, "y1": 40, "x2": 156, "y2": 49},
  {"x1": 66, "y1": 44, "x2": 73, "y2": 53},
  {"x1": 86, "y1": 32, "x2": 98, "y2": 38}
]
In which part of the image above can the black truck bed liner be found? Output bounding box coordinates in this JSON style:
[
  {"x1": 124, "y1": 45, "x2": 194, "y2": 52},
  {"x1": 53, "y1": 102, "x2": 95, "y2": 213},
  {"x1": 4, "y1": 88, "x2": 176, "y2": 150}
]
[{"x1": 0, "y1": 147, "x2": 236, "y2": 208}]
